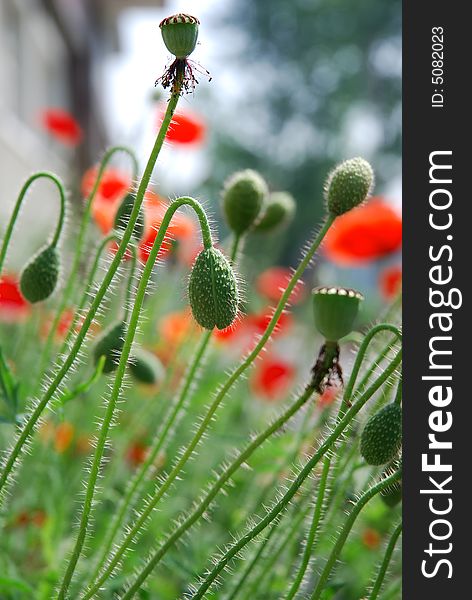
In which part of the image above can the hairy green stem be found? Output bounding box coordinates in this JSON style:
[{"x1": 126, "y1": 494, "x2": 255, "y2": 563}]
[
  {"x1": 176, "y1": 349, "x2": 401, "y2": 600},
  {"x1": 0, "y1": 91, "x2": 180, "y2": 506},
  {"x1": 285, "y1": 457, "x2": 331, "y2": 599},
  {"x1": 57, "y1": 195, "x2": 213, "y2": 598},
  {"x1": 310, "y1": 470, "x2": 402, "y2": 600},
  {"x1": 0, "y1": 172, "x2": 66, "y2": 274},
  {"x1": 367, "y1": 521, "x2": 402, "y2": 600},
  {"x1": 38, "y1": 147, "x2": 139, "y2": 378}
]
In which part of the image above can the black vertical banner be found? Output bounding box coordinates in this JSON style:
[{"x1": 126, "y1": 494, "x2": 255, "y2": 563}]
[{"x1": 403, "y1": 2, "x2": 469, "y2": 599}]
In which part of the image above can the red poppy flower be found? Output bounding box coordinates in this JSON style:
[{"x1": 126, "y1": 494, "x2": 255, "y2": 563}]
[
  {"x1": 318, "y1": 385, "x2": 340, "y2": 408},
  {"x1": 81, "y1": 166, "x2": 130, "y2": 202},
  {"x1": 158, "y1": 108, "x2": 206, "y2": 145},
  {"x1": 159, "y1": 310, "x2": 196, "y2": 348},
  {"x1": 40, "y1": 108, "x2": 83, "y2": 146},
  {"x1": 379, "y1": 265, "x2": 402, "y2": 300},
  {"x1": 0, "y1": 275, "x2": 30, "y2": 322},
  {"x1": 139, "y1": 195, "x2": 197, "y2": 263},
  {"x1": 126, "y1": 441, "x2": 149, "y2": 468},
  {"x1": 54, "y1": 422, "x2": 75, "y2": 454},
  {"x1": 362, "y1": 528, "x2": 382, "y2": 550},
  {"x1": 324, "y1": 199, "x2": 402, "y2": 266},
  {"x1": 256, "y1": 267, "x2": 305, "y2": 305},
  {"x1": 251, "y1": 357, "x2": 296, "y2": 401},
  {"x1": 40, "y1": 308, "x2": 74, "y2": 341}
]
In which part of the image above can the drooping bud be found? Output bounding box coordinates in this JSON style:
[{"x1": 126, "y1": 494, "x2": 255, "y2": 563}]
[
  {"x1": 160, "y1": 14, "x2": 200, "y2": 59},
  {"x1": 312, "y1": 286, "x2": 363, "y2": 342},
  {"x1": 254, "y1": 191, "x2": 296, "y2": 233},
  {"x1": 114, "y1": 193, "x2": 145, "y2": 241},
  {"x1": 325, "y1": 157, "x2": 374, "y2": 216},
  {"x1": 93, "y1": 321, "x2": 126, "y2": 374},
  {"x1": 188, "y1": 247, "x2": 239, "y2": 330},
  {"x1": 360, "y1": 403, "x2": 402, "y2": 466},
  {"x1": 222, "y1": 169, "x2": 268, "y2": 236},
  {"x1": 20, "y1": 244, "x2": 59, "y2": 303},
  {"x1": 128, "y1": 349, "x2": 164, "y2": 385}
]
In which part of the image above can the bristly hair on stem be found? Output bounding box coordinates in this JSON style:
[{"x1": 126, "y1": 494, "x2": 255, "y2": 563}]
[{"x1": 156, "y1": 58, "x2": 211, "y2": 94}]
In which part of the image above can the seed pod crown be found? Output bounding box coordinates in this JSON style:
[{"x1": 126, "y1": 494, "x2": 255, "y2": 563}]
[
  {"x1": 93, "y1": 321, "x2": 126, "y2": 374},
  {"x1": 360, "y1": 403, "x2": 402, "y2": 466},
  {"x1": 222, "y1": 169, "x2": 268, "y2": 235},
  {"x1": 188, "y1": 247, "x2": 239, "y2": 330},
  {"x1": 312, "y1": 286, "x2": 363, "y2": 342},
  {"x1": 20, "y1": 244, "x2": 60, "y2": 303},
  {"x1": 325, "y1": 157, "x2": 374, "y2": 216},
  {"x1": 160, "y1": 13, "x2": 200, "y2": 58}
]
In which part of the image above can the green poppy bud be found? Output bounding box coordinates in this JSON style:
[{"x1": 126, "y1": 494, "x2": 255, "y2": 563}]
[
  {"x1": 114, "y1": 193, "x2": 145, "y2": 241},
  {"x1": 312, "y1": 286, "x2": 363, "y2": 342},
  {"x1": 360, "y1": 403, "x2": 402, "y2": 466},
  {"x1": 93, "y1": 321, "x2": 126, "y2": 374},
  {"x1": 128, "y1": 349, "x2": 164, "y2": 385},
  {"x1": 188, "y1": 247, "x2": 239, "y2": 330},
  {"x1": 222, "y1": 169, "x2": 268, "y2": 235},
  {"x1": 254, "y1": 191, "x2": 296, "y2": 233},
  {"x1": 160, "y1": 14, "x2": 200, "y2": 59},
  {"x1": 20, "y1": 244, "x2": 59, "y2": 303},
  {"x1": 325, "y1": 157, "x2": 374, "y2": 216}
]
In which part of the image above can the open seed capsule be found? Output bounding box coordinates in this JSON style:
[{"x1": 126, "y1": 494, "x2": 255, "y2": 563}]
[
  {"x1": 254, "y1": 191, "x2": 296, "y2": 233},
  {"x1": 160, "y1": 14, "x2": 200, "y2": 59},
  {"x1": 20, "y1": 244, "x2": 59, "y2": 303},
  {"x1": 325, "y1": 157, "x2": 374, "y2": 216},
  {"x1": 128, "y1": 349, "x2": 164, "y2": 385},
  {"x1": 188, "y1": 247, "x2": 239, "y2": 330},
  {"x1": 222, "y1": 169, "x2": 268, "y2": 236},
  {"x1": 114, "y1": 193, "x2": 145, "y2": 241},
  {"x1": 360, "y1": 403, "x2": 402, "y2": 466},
  {"x1": 93, "y1": 321, "x2": 126, "y2": 374},
  {"x1": 312, "y1": 286, "x2": 363, "y2": 342}
]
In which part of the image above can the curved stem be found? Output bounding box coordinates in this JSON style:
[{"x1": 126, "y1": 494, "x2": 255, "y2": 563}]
[
  {"x1": 285, "y1": 457, "x2": 331, "y2": 599},
  {"x1": 83, "y1": 384, "x2": 317, "y2": 598},
  {"x1": 58, "y1": 356, "x2": 106, "y2": 407},
  {"x1": 37, "y1": 146, "x2": 138, "y2": 380},
  {"x1": 0, "y1": 92, "x2": 180, "y2": 506},
  {"x1": 367, "y1": 521, "x2": 402, "y2": 600},
  {"x1": 0, "y1": 172, "x2": 67, "y2": 274},
  {"x1": 310, "y1": 470, "x2": 402, "y2": 600},
  {"x1": 56, "y1": 196, "x2": 213, "y2": 598},
  {"x1": 170, "y1": 350, "x2": 401, "y2": 600}
]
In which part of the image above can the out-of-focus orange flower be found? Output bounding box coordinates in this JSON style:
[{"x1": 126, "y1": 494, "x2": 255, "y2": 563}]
[
  {"x1": 159, "y1": 309, "x2": 195, "y2": 348},
  {"x1": 0, "y1": 275, "x2": 30, "y2": 322},
  {"x1": 251, "y1": 357, "x2": 296, "y2": 401},
  {"x1": 75, "y1": 434, "x2": 93, "y2": 455},
  {"x1": 139, "y1": 195, "x2": 197, "y2": 264},
  {"x1": 318, "y1": 385, "x2": 340, "y2": 408},
  {"x1": 54, "y1": 422, "x2": 75, "y2": 453},
  {"x1": 126, "y1": 441, "x2": 149, "y2": 468},
  {"x1": 256, "y1": 267, "x2": 305, "y2": 305},
  {"x1": 40, "y1": 108, "x2": 83, "y2": 145},
  {"x1": 379, "y1": 265, "x2": 402, "y2": 300},
  {"x1": 40, "y1": 308, "x2": 74, "y2": 341},
  {"x1": 159, "y1": 108, "x2": 206, "y2": 145},
  {"x1": 81, "y1": 166, "x2": 130, "y2": 201},
  {"x1": 362, "y1": 528, "x2": 382, "y2": 550},
  {"x1": 324, "y1": 199, "x2": 402, "y2": 266},
  {"x1": 246, "y1": 310, "x2": 293, "y2": 337},
  {"x1": 30, "y1": 509, "x2": 47, "y2": 528},
  {"x1": 12, "y1": 509, "x2": 47, "y2": 529}
]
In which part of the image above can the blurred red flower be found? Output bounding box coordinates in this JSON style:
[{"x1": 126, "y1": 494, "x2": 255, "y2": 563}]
[
  {"x1": 54, "y1": 422, "x2": 75, "y2": 454},
  {"x1": 159, "y1": 108, "x2": 206, "y2": 145},
  {"x1": 40, "y1": 108, "x2": 83, "y2": 146},
  {"x1": 159, "y1": 309, "x2": 196, "y2": 348},
  {"x1": 251, "y1": 357, "x2": 295, "y2": 401},
  {"x1": 0, "y1": 275, "x2": 30, "y2": 322},
  {"x1": 318, "y1": 385, "x2": 340, "y2": 408},
  {"x1": 81, "y1": 166, "x2": 130, "y2": 202},
  {"x1": 126, "y1": 441, "x2": 149, "y2": 468},
  {"x1": 256, "y1": 267, "x2": 305, "y2": 305},
  {"x1": 324, "y1": 199, "x2": 402, "y2": 265},
  {"x1": 362, "y1": 528, "x2": 382, "y2": 550},
  {"x1": 379, "y1": 265, "x2": 402, "y2": 300}
]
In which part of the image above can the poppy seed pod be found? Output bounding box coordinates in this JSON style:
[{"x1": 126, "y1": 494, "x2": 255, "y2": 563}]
[
  {"x1": 325, "y1": 157, "x2": 374, "y2": 216},
  {"x1": 254, "y1": 191, "x2": 296, "y2": 233},
  {"x1": 114, "y1": 193, "x2": 145, "y2": 241},
  {"x1": 222, "y1": 169, "x2": 268, "y2": 235},
  {"x1": 20, "y1": 244, "x2": 59, "y2": 303},
  {"x1": 188, "y1": 247, "x2": 239, "y2": 330},
  {"x1": 128, "y1": 349, "x2": 164, "y2": 385},
  {"x1": 160, "y1": 14, "x2": 200, "y2": 59},
  {"x1": 360, "y1": 403, "x2": 402, "y2": 466},
  {"x1": 93, "y1": 321, "x2": 126, "y2": 374},
  {"x1": 312, "y1": 286, "x2": 363, "y2": 342}
]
